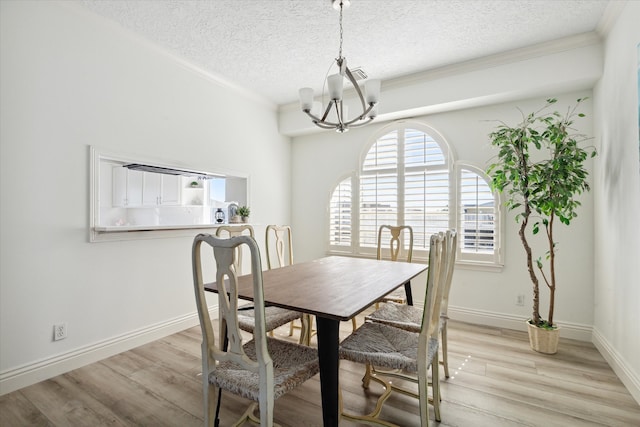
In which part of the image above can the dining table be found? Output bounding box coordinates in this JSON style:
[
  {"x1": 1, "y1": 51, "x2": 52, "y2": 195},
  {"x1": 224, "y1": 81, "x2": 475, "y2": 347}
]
[{"x1": 205, "y1": 255, "x2": 428, "y2": 427}]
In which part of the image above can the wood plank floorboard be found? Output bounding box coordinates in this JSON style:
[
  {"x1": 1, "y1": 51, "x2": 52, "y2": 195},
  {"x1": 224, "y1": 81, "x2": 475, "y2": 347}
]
[{"x1": 1, "y1": 313, "x2": 639, "y2": 427}]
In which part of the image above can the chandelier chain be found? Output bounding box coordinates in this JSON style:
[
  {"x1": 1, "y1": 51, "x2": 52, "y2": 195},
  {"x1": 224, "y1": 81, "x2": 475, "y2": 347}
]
[{"x1": 338, "y1": 3, "x2": 343, "y2": 59}]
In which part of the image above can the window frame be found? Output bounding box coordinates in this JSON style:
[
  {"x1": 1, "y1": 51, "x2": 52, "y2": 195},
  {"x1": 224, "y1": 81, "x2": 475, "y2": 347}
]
[
  {"x1": 325, "y1": 121, "x2": 503, "y2": 269},
  {"x1": 455, "y1": 162, "x2": 504, "y2": 267},
  {"x1": 327, "y1": 173, "x2": 356, "y2": 254}
]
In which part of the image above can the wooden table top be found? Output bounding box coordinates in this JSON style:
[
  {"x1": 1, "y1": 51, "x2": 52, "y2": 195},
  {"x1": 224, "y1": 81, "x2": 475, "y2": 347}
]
[{"x1": 205, "y1": 256, "x2": 427, "y2": 321}]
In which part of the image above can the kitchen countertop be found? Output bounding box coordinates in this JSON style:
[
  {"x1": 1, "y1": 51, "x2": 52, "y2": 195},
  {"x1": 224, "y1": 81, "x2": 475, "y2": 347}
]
[{"x1": 94, "y1": 223, "x2": 248, "y2": 232}]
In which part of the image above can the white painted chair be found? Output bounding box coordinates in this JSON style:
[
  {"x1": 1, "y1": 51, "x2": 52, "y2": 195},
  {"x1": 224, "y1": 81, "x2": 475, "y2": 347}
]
[
  {"x1": 352, "y1": 225, "x2": 414, "y2": 330},
  {"x1": 191, "y1": 233, "x2": 319, "y2": 426},
  {"x1": 265, "y1": 225, "x2": 312, "y2": 345},
  {"x1": 339, "y1": 232, "x2": 447, "y2": 426},
  {"x1": 216, "y1": 225, "x2": 304, "y2": 341},
  {"x1": 376, "y1": 224, "x2": 414, "y2": 305},
  {"x1": 365, "y1": 229, "x2": 458, "y2": 378}
]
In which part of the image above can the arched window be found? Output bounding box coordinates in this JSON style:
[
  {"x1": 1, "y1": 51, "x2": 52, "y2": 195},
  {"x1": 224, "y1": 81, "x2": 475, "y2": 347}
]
[
  {"x1": 327, "y1": 122, "x2": 502, "y2": 267},
  {"x1": 457, "y1": 164, "x2": 501, "y2": 264},
  {"x1": 328, "y1": 176, "x2": 352, "y2": 247}
]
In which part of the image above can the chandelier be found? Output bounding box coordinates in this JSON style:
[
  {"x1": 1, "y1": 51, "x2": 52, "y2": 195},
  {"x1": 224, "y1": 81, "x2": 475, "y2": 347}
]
[{"x1": 298, "y1": 0, "x2": 380, "y2": 133}]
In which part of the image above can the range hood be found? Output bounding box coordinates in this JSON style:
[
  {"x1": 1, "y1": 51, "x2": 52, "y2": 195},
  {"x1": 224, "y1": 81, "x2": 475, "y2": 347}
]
[{"x1": 124, "y1": 163, "x2": 222, "y2": 179}]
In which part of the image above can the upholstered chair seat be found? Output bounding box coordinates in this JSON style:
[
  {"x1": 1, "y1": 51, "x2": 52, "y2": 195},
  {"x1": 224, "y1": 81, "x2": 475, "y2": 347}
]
[
  {"x1": 340, "y1": 322, "x2": 439, "y2": 373},
  {"x1": 237, "y1": 306, "x2": 304, "y2": 336},
  {"x1": 210, "y1": 336, "x2": 319, "y2": 402},
  {"x1": 365, "y1": 301, "x2": 422, "y2": 332}
]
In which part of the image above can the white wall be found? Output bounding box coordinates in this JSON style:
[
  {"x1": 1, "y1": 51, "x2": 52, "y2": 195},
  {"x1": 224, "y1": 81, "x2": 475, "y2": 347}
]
[
  {"x1": 592, "y1": 0, "x2": 640, "y2": 404},
  {"x1": 291, "y1": 93, "x2": 595, "y2": 336},
  {"x1": 0, "y1": 1, "x2": 290, "y2": 393}
]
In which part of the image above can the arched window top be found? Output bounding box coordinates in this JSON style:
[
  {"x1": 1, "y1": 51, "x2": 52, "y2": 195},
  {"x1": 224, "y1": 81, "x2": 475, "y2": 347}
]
[
  {"x1": 363, "y1": 130, "x2": 398, "y2": 171},
  {"x1": 404, "y1": 128, "x2": 446, "y2": 168},
  {"x1": 363, "y1": 123, "x2": 450, "y2": 172}
]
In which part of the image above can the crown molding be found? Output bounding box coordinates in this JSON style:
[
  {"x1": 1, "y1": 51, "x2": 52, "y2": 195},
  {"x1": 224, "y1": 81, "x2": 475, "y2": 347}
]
[
  {"x1": 378, "y1": 32, "x2": 602, "y2": 92},
  {"x1": 280, "y1": 32, "x2": 602, "y2": 115}
]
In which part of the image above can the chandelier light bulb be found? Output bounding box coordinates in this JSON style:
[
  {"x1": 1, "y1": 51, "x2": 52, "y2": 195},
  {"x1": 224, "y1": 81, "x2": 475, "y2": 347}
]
[
  {"x1": 327, "y1": 74, "x2": 344, "y2": 101},
  {"x1": 299, "y1": 87, "x2": 314, "y2": 111},
  {"x1": 364, "y1": 79, "x2": 381, "y2": 104}
]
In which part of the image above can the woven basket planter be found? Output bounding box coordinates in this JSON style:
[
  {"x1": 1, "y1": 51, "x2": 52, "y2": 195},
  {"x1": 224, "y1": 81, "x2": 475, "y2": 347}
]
[{"x1": 527, "y1": 321, "x2": 560, "y2": 354}]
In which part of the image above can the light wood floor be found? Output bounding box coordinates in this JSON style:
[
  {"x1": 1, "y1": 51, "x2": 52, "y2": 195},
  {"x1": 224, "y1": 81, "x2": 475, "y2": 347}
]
[{"x1": 2, "y1": 311, "x2": 639, "y2": 427}]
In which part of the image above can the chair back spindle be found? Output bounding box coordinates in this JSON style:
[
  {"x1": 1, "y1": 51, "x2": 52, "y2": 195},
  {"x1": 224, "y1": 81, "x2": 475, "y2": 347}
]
[
  {"x1": 377, "y1": 225, "x2": 413, "y2": 263},
  {"x1": 215, "y1": 225, "x2": 255, "y2": 274},
  {"x1": 265, "y1": 225, "x2": 293, "y2": 269}
]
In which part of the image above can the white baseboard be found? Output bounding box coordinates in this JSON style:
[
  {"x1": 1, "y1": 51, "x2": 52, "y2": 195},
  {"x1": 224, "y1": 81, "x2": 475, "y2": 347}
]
[
  {"x1": 447, "y1": 305, "x2": 593, "y2": 341},
  {"x1": 0, "y1": 308, "x2": 216, "y2": 396},
  {"x1": 592, "y1": 327, "x2": 640, "y2": 405},
  {"x1": 4, "y1": 304, "x2": 637, "y2": 408}
]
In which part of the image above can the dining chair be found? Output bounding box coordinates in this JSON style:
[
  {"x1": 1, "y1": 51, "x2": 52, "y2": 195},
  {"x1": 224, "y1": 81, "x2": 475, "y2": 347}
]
[
  {"x1": 192, "y1": 233, "x2": 320, "y2": 427},
  {"x1": 265, "y1": 224, "x2": 312, "y2": 345},
  {"x1": 215, "y1": 224, "x2": 255, "y2": 274},
  {"x1": 437, "y1": 229, "x2": 457, "y2": 378},
  {"x1": 216, "y1": 225, "x2": 304, "y2": 343},
  {"x1": 365, "y1": 229, "x2": 458, "y2": 378},
  {"x1": 338, "y1": 232, "x2": 447, "y2": 426},
  {"x1": 351, "y1": 225, "x2": 414, "y2": 331},
  {"x1": 376, "y1": 225, "x2": 414, "y2": 306}
]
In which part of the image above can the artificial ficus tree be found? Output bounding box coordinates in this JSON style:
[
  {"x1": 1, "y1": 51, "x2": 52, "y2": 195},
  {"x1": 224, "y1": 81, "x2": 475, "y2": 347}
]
[{"x1": 487, "y1": 98, "x2": 595, "y2": 328}]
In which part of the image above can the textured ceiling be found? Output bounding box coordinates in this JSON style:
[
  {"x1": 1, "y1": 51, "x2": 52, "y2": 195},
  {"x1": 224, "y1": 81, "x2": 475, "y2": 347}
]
[{"x1": 76, "y1": 0, "x2": 611, "y2": 106}]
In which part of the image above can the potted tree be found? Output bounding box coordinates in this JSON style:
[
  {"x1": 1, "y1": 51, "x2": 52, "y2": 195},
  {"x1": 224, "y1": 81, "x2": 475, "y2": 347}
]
[{"x1": 487, "y1": 98, "x2": 596, "y2": 354}]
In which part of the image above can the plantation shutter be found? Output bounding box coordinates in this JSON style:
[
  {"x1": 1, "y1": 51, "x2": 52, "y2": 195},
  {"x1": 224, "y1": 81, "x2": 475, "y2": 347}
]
[
  {"x1": 328, "y1": 177, "x2": 352, "y2": 246},
  {"x1": 404, "y1": 129, "x2": 449, "y2": 249},
  {"x1": 405, "y1": 170, "x2": 450, "y2": 249},
  {"x1": 459, "y1": 168, "x2": 496, "y2": 253},
  {"x1": 360, "y1": 131, "x2": 398, "y2": 247}
]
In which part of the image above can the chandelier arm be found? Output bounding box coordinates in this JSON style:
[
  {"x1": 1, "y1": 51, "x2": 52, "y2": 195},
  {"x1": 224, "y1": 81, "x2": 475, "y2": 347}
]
[
  {"x1": 304, "y1": 110, "x2": 330, "y2": 126},
  {"x1": 314, "y1": 121, "x2": 341, "y2": 130},
  {"x1": 342, "y1": 102, "x2": 376, "y2": 126},
  {"x1": 344, "y1": 117, "x2": 375, "y2": 128},
  {"x1": 303, "y1": 110, "x2": 342, "y2": 128},
  {"x1": 303, "y1": 103, "x2": 338, "y2": 126},
  {"x1": 337, "y1": 100, "x2": 345, "y2": 126},
  {"x1": 320, "y1": 101, "x2": 335, "y2": 122}
]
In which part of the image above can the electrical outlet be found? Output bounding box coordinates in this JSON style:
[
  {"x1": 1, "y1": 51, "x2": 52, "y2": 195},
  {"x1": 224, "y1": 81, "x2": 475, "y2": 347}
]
[
  {"x1": 53, "y1": 323, "x2": 67, "y2": 341},
  {"x1": 516, "y1": 294, "x2": 525, "y2": 306}
]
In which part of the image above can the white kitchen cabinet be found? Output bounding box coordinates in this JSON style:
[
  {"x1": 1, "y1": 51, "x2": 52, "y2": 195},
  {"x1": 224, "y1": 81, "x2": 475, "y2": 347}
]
[
  {"x1": 160, "y1": 174, "x2": 181, "y2": 205},
  {"x1": 112, "y1": 167, "x2": 143, "y2": 207},
  {"x1": 142, "y1": 173, "x2": 181, "y2": 206}
]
